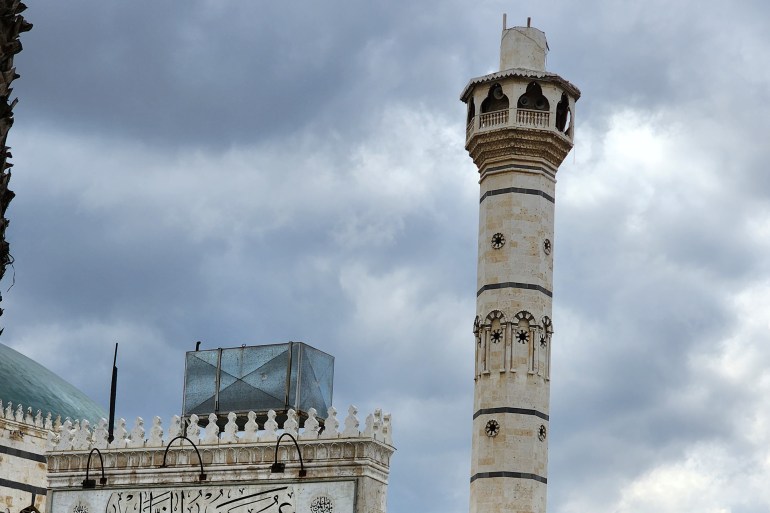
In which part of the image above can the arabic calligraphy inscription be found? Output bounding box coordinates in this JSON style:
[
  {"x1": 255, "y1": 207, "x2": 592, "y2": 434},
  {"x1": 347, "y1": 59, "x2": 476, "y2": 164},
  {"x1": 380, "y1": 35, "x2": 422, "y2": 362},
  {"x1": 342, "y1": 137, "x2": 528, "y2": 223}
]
[{"x1": 104, "y1": 486, "x2": 296, "y2": 513}]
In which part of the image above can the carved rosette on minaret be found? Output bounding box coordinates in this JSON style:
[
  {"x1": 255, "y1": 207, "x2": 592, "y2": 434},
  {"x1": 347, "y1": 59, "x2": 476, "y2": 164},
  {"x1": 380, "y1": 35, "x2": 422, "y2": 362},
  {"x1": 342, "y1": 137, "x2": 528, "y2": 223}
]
[{"x1": 462, "y1": 17, "x2": 579, "y2": 513}]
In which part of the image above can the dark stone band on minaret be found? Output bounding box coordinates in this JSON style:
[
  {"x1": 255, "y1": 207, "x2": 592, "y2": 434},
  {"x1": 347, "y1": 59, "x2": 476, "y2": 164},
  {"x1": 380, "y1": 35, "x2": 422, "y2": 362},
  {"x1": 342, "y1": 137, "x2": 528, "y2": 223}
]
[
  {"x1": 470, "y1": 471, "x2": 547, "y2": 484},
  {"x1": 477, "y1": 282, "x2": 553, "y2": 297},
  {"x1": 0, "y1": 477, "x2": 48, "y2": 496},
  {"x1": 0, "y1": 443, "x2": 47, "y2": 462},
  {"x1": 473, "y1": 407, "x2": 549, "y2": 421},
  {"x1": 479, "y1": 186, "x2": 555, "y2": 204}
]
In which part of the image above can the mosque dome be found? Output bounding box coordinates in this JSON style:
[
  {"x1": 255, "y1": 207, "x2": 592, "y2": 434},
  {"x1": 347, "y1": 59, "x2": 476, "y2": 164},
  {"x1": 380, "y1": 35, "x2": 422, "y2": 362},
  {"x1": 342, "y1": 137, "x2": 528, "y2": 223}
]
[{"x1": 0, "y1": 342, "x2": 106, "y2": 423}]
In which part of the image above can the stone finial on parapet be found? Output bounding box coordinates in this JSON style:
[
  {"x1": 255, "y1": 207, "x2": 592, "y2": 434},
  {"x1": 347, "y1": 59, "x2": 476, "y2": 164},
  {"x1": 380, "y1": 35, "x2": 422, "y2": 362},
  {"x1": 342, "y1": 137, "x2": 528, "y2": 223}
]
[
  {"x1": 128, "y1": 417, "x2": 145, "y2": 448},
  {"x1": 168, "y1": 415, "x2": 182, "y2": 440},
  {"x1": 382, "y1": 413, "x2": 393, "y2": 446},
  {"x1": 363, "y1": 409, "x2": 383, "y2": 441},
  {"x1": 202, "y1": 413, "x2": 219, "y2": 444},
  {"x1": 186, "y1": 414, "x2": 201, "y2": 443},
  {"x1": 34, "y1": 410, "x2": 43, "y2": 427},
  {"x1": 242, "y1": 411, "x2": 259, "y2": 442},
  {"x1": 92, "y1": 419, "x2": 109, "y2": 449},
  {"x1": 302, "y1": 408, "x2": 320, "y2": 440},
  {"x1": 56, "y1": 419, "x2": 73, "y2": 450},
  {"x1": 14, "y1": 403, "x2": 22, "y2": 422},
  {"x1": 222, "y1": 412, "x2": 238, "y2": 443},
  {"x1": 320, "y1": 406, "x2": 339, "y2": 439},
  {"x1": 262, "y1": 410, "x2": 278, "y2": 442},
  {"x1": 342, "y1": 405, "x2": 360, "y2": 437},
  {"x1": 284, "y1": 409, "x2": 299, "y2": 437},
  {"x1": 111, "y1": 418, "x2": 128, "y2": 449},
  {"x1": 3, "y1": 401, "x2": 11, "y2": 419},
  {"x1": 72, "y1": 419, "x2": 92, "y2": 450},
  {"x1": 46, "y1": 426, "x2": 59, "y2": 450},
  {"x1": 148, "y1": 416, "x2": 164, "y2": 447},
  {"x1": 363, "y1": 413, "x2": 374, "y2": 438}
]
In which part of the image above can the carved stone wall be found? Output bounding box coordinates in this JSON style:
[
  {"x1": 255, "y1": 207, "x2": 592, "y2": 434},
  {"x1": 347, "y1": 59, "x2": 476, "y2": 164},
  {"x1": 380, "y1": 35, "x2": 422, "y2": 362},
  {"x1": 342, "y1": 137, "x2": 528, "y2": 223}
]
[
  {"x1": 1, "y1": 400, "x2": 393, "y2": 513},
  {"x1": 45, "y1": 407, "x2": 394, "y2": 513}
]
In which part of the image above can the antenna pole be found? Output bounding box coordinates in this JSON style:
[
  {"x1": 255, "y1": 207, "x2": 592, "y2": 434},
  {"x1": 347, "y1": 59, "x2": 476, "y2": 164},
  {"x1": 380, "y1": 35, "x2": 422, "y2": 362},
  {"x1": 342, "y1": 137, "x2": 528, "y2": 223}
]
[{"x1": 107, "y1": 343, "x2": 118, "y2": 443}]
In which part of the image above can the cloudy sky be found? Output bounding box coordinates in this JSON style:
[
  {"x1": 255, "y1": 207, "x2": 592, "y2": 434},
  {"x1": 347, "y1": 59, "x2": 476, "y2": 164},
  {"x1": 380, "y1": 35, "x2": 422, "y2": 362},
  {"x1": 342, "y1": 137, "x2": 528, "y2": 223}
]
[{"x1": 2, "y1": 0, "x2": 770, "y2": 511}]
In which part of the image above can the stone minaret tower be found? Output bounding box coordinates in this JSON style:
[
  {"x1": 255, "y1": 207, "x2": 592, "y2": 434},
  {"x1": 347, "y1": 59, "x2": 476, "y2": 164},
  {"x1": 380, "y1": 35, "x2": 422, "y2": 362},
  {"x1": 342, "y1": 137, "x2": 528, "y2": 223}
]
[{"x1": 461, "y1": 17, "x2": 579, "y2": 513}]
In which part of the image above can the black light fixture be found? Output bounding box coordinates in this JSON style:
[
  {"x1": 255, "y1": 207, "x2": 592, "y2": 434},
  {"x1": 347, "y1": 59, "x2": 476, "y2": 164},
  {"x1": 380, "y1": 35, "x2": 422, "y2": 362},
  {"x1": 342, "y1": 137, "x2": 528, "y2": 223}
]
[
  {"x1": 271, "y1": 432, "x2": 306, "y2": 478},
  {"x1": 82, "y1": 448, "x2": 107, "y2": 488},
  {"x1": 161, "y1": 435, "x2": 207, "y2": 481}
]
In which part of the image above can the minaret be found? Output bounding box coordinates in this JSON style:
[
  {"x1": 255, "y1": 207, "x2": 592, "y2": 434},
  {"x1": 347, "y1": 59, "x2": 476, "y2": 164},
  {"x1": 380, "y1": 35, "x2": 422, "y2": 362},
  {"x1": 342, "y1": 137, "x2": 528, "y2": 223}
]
[{"x1": 461, "y1": 17, "x2": 579, "y2": 513}]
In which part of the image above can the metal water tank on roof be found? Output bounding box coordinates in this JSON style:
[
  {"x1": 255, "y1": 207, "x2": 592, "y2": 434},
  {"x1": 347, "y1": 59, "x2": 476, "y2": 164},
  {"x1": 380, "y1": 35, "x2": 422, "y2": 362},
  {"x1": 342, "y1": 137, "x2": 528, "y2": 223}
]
[{"x1": 182, "y1": 342, "x2": 334, "y2": 424}]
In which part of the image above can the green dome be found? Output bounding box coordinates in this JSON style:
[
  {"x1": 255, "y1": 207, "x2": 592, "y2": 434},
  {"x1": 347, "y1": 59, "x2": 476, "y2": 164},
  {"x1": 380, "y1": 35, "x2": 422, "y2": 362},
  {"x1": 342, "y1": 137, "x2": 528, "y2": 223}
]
[{"x1": 0, "y1": 342, "x2": 107, "y2": 423}]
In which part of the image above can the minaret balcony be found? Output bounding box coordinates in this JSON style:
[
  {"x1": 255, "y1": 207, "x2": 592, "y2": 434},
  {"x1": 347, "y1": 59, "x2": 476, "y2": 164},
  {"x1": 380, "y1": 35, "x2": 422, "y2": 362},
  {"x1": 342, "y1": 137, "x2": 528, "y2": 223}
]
[{"x1": 466, "y1": 108, "x2": 568, "y2": 143}]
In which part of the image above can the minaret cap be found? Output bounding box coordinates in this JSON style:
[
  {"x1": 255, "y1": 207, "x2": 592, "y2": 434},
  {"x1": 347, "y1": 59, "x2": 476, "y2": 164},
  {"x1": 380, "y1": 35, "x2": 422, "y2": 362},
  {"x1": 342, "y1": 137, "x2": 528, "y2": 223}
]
[{"x1": 499, "y1": 16, "x2": 549, "y2": 72}]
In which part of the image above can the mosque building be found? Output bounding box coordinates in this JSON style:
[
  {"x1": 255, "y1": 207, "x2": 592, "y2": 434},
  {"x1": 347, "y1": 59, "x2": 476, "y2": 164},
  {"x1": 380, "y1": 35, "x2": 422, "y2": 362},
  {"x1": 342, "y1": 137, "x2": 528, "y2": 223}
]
[{"x1": 1, "y1": 340, "x2": 394, "y2": 513}]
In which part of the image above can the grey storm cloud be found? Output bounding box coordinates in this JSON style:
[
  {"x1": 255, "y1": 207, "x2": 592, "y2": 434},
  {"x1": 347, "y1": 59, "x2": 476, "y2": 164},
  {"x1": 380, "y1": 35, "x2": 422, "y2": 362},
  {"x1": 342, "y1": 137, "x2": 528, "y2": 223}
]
[
  {"x1": 3, "y1": 0, "x2": 770, "y2": 512},
  {"x1": 16, "y1": 1, "x2": 481, "y2": 147}
]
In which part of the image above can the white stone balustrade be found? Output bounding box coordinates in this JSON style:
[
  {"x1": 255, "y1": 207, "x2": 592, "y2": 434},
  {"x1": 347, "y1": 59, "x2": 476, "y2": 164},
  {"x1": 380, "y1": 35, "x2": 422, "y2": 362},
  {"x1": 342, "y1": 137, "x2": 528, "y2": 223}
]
[
  {"x1": 468, "y1": 107, "x2": 557, "y2": 138},
  {"x1": 43, "y1": 405, "x2": 393, "y2": 452},
  {"x1": 1, "y1": 397, "x2": 393, "y2": 452}
]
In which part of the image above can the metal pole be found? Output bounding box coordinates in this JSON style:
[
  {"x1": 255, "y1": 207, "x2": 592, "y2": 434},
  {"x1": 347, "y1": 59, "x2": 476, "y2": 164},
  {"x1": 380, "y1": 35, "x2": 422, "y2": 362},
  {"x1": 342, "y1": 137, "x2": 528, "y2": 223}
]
[{"x1": 107, "y1": 343, "x2": 118, "y2": 443}]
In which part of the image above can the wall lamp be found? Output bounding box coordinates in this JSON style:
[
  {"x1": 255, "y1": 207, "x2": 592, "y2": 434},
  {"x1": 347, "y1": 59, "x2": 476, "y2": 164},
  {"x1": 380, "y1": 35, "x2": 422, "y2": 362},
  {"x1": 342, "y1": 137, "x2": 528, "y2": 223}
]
[
  {"x1": 271, "y1": 432, "x2": 306, "y2": 477},
  {"x1": 82, "y1": 448, "x2": 107, "y2": 488},
  {"x1": 161, "y1": 435, "x2": 206, "y2": 481}
]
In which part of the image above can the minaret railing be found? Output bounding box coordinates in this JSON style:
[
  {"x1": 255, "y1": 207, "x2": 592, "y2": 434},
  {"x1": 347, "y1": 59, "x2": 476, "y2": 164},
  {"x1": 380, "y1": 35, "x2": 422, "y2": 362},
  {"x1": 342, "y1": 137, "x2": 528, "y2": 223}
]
[
  {"x1": 478, "y1": 109, "x2": 509, "y2": 129},
  {"x1": 467, "y1": 108, "x2": 554, "y2": 140},
  {"x1": 515, "y1": 108, "x2": 549, "y2": 128}
]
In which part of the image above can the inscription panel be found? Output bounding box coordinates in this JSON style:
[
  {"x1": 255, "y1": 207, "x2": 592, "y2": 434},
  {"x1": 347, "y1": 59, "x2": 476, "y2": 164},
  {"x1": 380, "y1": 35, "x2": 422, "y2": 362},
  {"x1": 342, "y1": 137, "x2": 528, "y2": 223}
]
[{"x1": 50, "y1": 481, "x2": 355, "y2": 513}]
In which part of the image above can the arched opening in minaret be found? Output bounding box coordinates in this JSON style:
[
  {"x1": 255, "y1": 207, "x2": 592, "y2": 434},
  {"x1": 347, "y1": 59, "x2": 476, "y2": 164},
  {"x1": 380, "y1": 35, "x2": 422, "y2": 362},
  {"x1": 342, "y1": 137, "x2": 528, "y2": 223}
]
[
  {"x1": 467, "y1": 97, "x2": 476, "y2": 125},
  {"x1": 517, "y1": 82, "x2": 549, "y2": 111},
  {"x1": 480, "y1": 83, "x2": 509, "y2": 113},
  {"x1": 555, "y1": 93, "x2": 571, "y2": 135}
]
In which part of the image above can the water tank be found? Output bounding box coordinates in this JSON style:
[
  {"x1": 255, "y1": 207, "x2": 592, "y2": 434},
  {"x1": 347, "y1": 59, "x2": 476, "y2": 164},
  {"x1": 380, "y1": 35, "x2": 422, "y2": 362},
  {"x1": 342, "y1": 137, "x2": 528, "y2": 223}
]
[{"x1": 182, "y1": 342, "x2": 334, "y2": 425}]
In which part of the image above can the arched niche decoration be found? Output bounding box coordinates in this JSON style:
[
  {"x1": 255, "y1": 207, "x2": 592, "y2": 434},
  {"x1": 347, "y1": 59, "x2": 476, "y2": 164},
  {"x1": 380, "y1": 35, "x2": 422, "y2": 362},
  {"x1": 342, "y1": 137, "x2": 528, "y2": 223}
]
[
  {"x1": 555, "y1": 93, "x2": 571, "y2": 135},
  {"x1": 517, "y1": 82, "x2": 549, "y2": 111},
  {"x1": 485, "y1": 310, "x2": 509, "y2": 373},
  {"x1": 513, "y1": 311, "x2": 537, "y2": 373},
  {"x1": 480, "y1": 83, "x2": 509, "y2": 113},
  {"x1": 475, "y1": 310, "x2": 507, "y2": 378}
]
